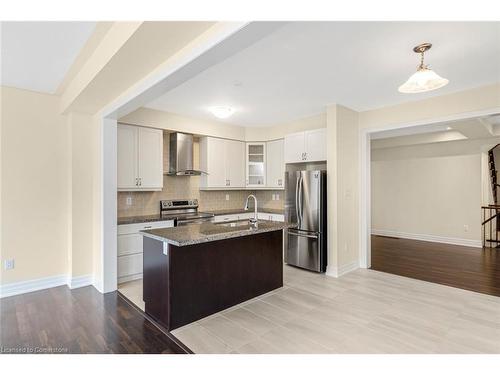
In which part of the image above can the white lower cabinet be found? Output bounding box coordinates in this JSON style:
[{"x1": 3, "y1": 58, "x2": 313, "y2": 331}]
[
  {"x1": 257, "y1": 213, "x2": 285, "y2": 222},
  {"x1": 212, "y1": 212, "x2": 284, "y2": 223},
  {"x1": 117, "y1": 220, "x2": 174, "y2": 283}
]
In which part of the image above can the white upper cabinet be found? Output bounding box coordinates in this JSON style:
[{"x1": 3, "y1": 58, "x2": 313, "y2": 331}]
[
  {"x1": 305, "y1": 128, "x2": 327, "y2": 162},
  {"x1": 225, "y1": 140, "x2": 245, "y2": 188},
  {"x1": 266, "y1": 139, "x2": 285, "y2": 188},
  {"x1": 246, "y1": 142, "x2": 266, "y2": 187},
  {"x1": 117, "y1": 125, "x2": 138, "y2": 189},
  {"x1": 200, "y1": 137, "x2": 226, "y2": 188},
  {"x1": 284, "y1": 132, "x2": 305, "y2": 163},
  {"x1": 200, "y1": 137, "x2": 245, "y2": 189},
  {"x1": 137, "y1": 127, "x2": 164, "y2": 189},
  {"x1": 284, "y1": 128, "x2": 327, "y2": 163},
  {"x1": 117, "y1": 124, "x2": 163, "y2": 191}
]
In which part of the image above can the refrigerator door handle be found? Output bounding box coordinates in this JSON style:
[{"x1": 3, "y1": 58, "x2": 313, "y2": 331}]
[
  {"x1": 298, "y1": 174, "x2": 303, "y2": 227},
  {"x1": 288, "y1": 231, "x2": 318, "y2": 239},
  {"x1": 295, "y1": 174, "x2": 301, "y2": 227}
]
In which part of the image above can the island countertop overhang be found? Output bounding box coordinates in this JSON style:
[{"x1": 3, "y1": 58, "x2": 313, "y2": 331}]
[{"x1": 140, "y1": 220, "x2": 296, "y2": 247}]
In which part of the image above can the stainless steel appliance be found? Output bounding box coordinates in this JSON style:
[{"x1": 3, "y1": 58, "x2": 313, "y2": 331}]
[
  {"x1": 284, "y1": 170, "x2": 327, "y2": 272},
  {"x1": 167, "y1": 133, "x2": 207, "y2": 176},
  {"x1": 160, "y1": 199, "x2": 214, "y2": 226}
]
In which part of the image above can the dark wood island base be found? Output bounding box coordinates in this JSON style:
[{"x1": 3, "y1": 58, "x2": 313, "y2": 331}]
[{"x1": 143, "y1": 230, "x2": 283, "y2": 331}]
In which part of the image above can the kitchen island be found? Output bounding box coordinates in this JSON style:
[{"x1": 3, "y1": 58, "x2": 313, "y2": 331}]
[{"x1": 140, "y1": 220, "x2": 295, "y2": 331}]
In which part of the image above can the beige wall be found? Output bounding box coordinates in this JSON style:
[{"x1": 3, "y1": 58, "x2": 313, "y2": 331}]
[
  {"x1": 244, "y1": 113, "x2": 326, "y2": 141},
  {"x1": 359, "y1": 84, "x2": 500, "y2": 131},
  {"x1": 371, "y1": 145, "x2": 482, "y2": 242},
  {"x1": 67, "y1": 112, "x2": 96, "y2": 278},
  {"x1": 326, "y1": 105, "x2": 359, "y2": 274},
  {"x1": 1, "y1": 87, "x2": 69, "y2": 283}
]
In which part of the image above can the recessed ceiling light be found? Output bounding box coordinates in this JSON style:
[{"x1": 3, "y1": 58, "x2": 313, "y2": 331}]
[
  {"x1": 208, "y1": 106, "x2": 235, "y2": 119},
  {"x1": 446, "y1": 126, "x2": 452, "y2": 130},
  {"x1": 398, "y1": 43, "x2": 449, "y2": 94}
]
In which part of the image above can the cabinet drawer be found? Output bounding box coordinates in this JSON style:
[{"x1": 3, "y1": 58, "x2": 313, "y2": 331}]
[
  {"x1": 118, "y1": 233, "x2": 142, "y2": 256},
  {"x1": 118, "y1": 253, "x2": 143, "y2": 278},
  {"x1": 118, "y1": 220, "x2": 174, "y2": 235}
]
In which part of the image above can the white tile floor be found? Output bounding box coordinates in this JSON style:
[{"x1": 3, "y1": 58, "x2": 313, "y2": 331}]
[{"x1": 118, "y1": 265, "x2": 500, "y2": 354}]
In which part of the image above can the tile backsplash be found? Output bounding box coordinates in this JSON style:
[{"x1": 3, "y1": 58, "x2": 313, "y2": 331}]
[
  {"x1": 117, "y1": 131, "x2": 284, "y2": 218},
  {"x1": 117, "y1": 178, "x2": 284, "y2": 217}
]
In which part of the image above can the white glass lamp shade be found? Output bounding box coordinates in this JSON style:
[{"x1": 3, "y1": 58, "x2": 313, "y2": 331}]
[
  {"x1": 398, "y1": 67, "x2": 449, "y2": 93},
  {"x1": 208, "y1": 106, "x2": 235, "y2": 119}
]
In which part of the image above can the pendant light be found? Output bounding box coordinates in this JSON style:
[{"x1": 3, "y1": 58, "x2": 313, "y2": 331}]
[{"x1": 398, "y1": 43, "x2": 449, "y2": 94}]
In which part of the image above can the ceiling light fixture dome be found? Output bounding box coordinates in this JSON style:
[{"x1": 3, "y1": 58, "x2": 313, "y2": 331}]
[
  {"x1": 398, "y1": 43, "x2": 449, "y2": 94},
  {"x1": 208, "y1": 106, "x2": 235, "y2": 119}
]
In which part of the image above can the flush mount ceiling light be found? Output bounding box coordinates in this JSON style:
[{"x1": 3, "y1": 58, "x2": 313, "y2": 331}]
[
  {"x1": 398, "y1": 43, "x2": 449, "y2": 94},
  {"x1": 208, "y1": 106, "x2": 235, "y2": 119}
]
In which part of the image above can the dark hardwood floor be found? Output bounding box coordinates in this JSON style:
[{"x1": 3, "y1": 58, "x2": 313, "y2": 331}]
[
  {"x1": 371, "y1": 235, "x2": 500, "y2": 297},
  {"x1": 0, "y1": 285, "x2": 189, "y2": 354}
]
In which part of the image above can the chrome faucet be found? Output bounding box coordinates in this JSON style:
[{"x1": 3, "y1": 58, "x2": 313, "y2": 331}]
[{"x1": 244, "y1": 194, "x2": 258, "y2": 227}]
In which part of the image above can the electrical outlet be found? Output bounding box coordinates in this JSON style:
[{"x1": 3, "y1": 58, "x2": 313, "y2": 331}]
[
  {"x1": 225, "y1": 194, "x2": 229, "y2": 201},
  {"x1": 126, "y1": 197, "x2": 132, "y2": 206},
  {"x1": 276, "y1": 193, "x2": 280, "y2": 201},
  {"x1": 4, "y1": 259, "x2": 15, "y2": 270},
  {"x1": 272, "y1": 194, "x2": 276, "y2": 201},
  {"x1": 464, "y1": 224, "x2": 469, "y2": 232}
]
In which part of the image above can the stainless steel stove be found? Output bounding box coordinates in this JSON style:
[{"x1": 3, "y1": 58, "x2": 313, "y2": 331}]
[{"x1": 160, "y1": 199, "x2": 214, "y2": 226}]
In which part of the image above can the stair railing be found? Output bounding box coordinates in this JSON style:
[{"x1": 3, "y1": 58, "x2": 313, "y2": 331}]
[{"x1": 482, "y1": 205, "x2": 500, "y2": 248}]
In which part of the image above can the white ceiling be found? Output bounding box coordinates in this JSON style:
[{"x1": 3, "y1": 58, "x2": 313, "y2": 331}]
[
  {"x1": 1, "y1": 21, "x2": 96, "y2": 94},
  {"x1": 146, "y1": 21, "x2": 500, "y2": 127}
]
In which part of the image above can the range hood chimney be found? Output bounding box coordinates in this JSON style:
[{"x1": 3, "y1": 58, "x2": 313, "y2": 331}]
[{"x1": 167, "y1": 132, "x2": 205, "y2": 176}]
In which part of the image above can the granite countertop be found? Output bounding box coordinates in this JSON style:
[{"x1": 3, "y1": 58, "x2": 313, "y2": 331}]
[
  {"x1": 118, "y1": 208, "x2": 285, "y2": 225},
  {"x1": 140, "y1": 219, "x2": 295, "y2": 246},
  {"x1": 117, "y1": 213, "x2": 178, "y2": 225}
]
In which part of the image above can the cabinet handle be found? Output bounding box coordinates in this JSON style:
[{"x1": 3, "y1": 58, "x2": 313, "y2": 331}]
[{"x1": 144, "y1": 226, "x2": 152, "y2": 229}]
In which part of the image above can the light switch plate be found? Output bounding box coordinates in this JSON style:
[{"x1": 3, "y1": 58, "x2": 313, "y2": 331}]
[
  {"x1": 126, "y1": 197, "x2": 132, "y2": 206},
  {"x1": 225, "y1": 194, "x2": 229, "y2": 201},
  {"x1": 276, "y1": 193, "x2": 280, "y2": 201}
]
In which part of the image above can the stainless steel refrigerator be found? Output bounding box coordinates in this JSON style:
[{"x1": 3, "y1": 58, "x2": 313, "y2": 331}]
[{"x1": 284, "y1": 169, "x2": 327, "y2": 272}]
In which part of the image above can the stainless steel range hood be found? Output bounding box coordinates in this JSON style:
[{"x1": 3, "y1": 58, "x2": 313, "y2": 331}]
[{"x1": 167, "y1": 132, "x2": 206, "y2": 176}]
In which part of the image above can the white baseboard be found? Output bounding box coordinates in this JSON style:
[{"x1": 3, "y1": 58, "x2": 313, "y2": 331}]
[
  {"x1": 371, "y1": 229, "x2": 482, "y2": 248},
  {"x1": 326, "y1": 261, "x2": 359, "y2": 278},
  {"x1": 0, "y1": 274, "x2": 68, "y2": 298},
  {"x1": 68, "y1": 274, "x2": 94, "y2": 289},
  {"x1": 1, "y1": 273, "x2": 95, "y2": 298}
]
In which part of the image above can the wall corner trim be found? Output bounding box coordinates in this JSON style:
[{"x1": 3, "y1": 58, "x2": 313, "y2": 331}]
[
  {"x1": 325, "y1": 261, "x2": 359, "y2": 278},
  {"x1": 67, "y1": 274, "x2": 94, "y2": 290},
  {"x1": 371, "y1": 229, "x2": 482, "y2": 248}
]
